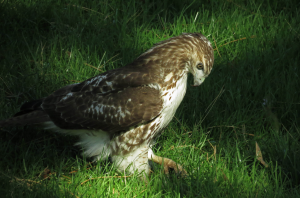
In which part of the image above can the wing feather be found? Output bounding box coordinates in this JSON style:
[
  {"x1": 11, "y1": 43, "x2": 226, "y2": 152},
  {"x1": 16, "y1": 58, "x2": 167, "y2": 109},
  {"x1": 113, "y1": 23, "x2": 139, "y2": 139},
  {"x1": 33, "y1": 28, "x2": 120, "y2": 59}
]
[
  {"x1": 41, "y1": 69, "x2": 163, "y2": 134},
  {"x1": 42, "y1": 86, "x2": 162, "y2": 133}
]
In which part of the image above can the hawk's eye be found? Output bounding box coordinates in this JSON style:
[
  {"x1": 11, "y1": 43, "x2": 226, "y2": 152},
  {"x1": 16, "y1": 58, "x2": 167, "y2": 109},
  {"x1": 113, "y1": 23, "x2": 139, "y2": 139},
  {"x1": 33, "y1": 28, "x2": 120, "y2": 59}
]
[{"x1": 196, "y1": 63, "x2": 204, "y2": 70}]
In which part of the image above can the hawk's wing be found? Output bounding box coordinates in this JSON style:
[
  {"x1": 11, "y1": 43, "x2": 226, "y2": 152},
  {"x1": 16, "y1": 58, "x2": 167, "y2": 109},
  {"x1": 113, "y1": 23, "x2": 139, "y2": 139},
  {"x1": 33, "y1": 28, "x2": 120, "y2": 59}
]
[{"x1": 41, "y1": 68, "x2": 163, "y2": 133}]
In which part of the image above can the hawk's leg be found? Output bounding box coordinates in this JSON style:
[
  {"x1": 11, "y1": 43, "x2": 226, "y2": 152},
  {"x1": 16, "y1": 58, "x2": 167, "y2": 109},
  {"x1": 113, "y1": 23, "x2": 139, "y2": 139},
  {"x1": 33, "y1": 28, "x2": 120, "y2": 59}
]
[
  {"x1": 111, "y1": 144, "x2": 150, "y2": 179},
  {"x1": 148, "y1": 149, "x2": 187, "y2": 176}
]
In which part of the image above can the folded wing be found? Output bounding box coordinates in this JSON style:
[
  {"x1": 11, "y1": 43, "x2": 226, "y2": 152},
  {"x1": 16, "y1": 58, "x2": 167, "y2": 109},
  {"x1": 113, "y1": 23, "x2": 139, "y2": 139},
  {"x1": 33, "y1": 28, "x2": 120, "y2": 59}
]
[{"x1": 42, "y1": 84, "x2": 162, "y2": 133}]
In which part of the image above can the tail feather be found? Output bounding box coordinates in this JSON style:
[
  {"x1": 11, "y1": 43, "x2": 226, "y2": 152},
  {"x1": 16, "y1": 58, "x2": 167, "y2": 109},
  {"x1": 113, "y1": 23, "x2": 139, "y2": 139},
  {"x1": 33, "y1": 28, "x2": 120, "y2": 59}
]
[
  {"x1": 0, "y1": 110, "x2": 50, "y2": 127},
  {"x1": 14, "y1": 99, "x2": 44, "y2": 117}
]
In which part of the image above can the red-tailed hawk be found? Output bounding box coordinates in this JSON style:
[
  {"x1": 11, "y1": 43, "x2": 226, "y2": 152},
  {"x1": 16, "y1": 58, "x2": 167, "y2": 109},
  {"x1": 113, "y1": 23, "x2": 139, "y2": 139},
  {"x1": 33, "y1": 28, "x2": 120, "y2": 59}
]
[{"x1": 0, "y1": 33, "x2": 214, "y2": 178}]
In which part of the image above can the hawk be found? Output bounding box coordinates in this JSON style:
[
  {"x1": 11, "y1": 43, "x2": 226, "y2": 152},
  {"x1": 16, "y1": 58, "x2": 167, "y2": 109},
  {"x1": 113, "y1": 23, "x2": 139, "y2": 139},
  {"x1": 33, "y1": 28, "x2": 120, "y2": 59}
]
[{"x1": 0, "y1": 33, "x2": 214, "y2": 178}]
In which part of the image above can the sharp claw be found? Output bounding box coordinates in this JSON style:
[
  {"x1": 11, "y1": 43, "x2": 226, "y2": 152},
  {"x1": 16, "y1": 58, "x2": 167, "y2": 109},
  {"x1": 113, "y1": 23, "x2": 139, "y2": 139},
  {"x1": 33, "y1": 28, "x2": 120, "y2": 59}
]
[{"x1": 149, "y1": 154, "x2": 188, "y2": 177}]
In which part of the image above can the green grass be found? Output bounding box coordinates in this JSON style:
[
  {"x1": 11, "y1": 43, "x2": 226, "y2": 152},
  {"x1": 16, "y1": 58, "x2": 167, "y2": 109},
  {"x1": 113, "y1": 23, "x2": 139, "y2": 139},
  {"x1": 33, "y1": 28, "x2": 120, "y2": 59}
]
[{"x1": 0, "y1": 0, "x2": 300, "y2": 197}]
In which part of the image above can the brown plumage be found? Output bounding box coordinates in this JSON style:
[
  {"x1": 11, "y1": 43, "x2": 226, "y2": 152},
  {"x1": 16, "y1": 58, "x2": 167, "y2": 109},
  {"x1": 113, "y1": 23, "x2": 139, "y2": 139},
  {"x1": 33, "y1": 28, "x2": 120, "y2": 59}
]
[{"x1": 0, "y1": 33, "x2": 214, "y2": 178}]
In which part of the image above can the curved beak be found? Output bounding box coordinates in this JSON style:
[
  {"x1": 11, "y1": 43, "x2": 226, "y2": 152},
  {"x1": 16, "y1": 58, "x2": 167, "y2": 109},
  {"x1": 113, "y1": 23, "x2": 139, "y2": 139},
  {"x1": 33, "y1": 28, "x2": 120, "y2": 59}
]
[{"x1": 192, "y1": 77, "x2": 205, "y2": 86}]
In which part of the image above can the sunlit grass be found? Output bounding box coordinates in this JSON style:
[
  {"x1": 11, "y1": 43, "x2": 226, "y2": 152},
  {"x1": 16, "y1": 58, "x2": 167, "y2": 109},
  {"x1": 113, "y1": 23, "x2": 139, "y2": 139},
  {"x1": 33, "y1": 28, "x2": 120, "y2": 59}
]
[{"x1": 0, "y1": 0, "x2": 299, "y2": 197}]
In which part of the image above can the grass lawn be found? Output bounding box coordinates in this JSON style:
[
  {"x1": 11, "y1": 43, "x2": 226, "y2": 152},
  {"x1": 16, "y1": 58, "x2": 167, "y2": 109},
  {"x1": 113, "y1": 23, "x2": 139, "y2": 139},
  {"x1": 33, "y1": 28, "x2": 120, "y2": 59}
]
[{"x1": 0, "y1": 0, "x2": 299, "y2": 197}]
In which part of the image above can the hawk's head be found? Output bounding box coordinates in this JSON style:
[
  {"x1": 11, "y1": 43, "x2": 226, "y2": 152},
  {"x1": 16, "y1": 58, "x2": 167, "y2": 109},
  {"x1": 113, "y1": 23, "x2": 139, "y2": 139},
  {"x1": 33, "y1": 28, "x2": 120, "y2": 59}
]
[
  {"x1": 136, "y1": 33, "x2": 214, "y2": 86},
  {"x1": 182, "y1": 33, "x2": 214, "y2": 86}
]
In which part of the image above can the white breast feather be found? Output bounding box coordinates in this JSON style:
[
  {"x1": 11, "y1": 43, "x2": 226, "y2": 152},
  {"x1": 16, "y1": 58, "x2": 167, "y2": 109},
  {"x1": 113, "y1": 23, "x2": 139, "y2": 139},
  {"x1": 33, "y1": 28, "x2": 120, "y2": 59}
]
[{"x1": 159, "y1": 73, "x2": 188, "y2": 129}]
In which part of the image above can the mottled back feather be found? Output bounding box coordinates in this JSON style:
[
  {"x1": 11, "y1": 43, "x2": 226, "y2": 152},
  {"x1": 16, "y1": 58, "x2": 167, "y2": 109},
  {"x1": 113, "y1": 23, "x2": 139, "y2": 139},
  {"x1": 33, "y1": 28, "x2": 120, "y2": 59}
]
[{"x1": 42, "y1": 85, "x2": 162, "y2": 133}]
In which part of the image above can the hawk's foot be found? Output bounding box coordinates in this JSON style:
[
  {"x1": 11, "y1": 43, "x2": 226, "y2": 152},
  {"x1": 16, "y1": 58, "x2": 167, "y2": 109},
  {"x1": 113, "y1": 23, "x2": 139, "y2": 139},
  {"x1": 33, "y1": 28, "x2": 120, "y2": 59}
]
[{"x1": 149, "y1": 154, "x2": 187, "y2": 177}]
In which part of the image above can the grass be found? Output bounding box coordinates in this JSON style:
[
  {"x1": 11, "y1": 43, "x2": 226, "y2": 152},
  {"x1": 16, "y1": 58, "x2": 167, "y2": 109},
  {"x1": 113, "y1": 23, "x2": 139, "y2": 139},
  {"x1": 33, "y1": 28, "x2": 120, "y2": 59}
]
[{"x1": 0, "y1": 0, "x2": 299, "y2": 197}]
